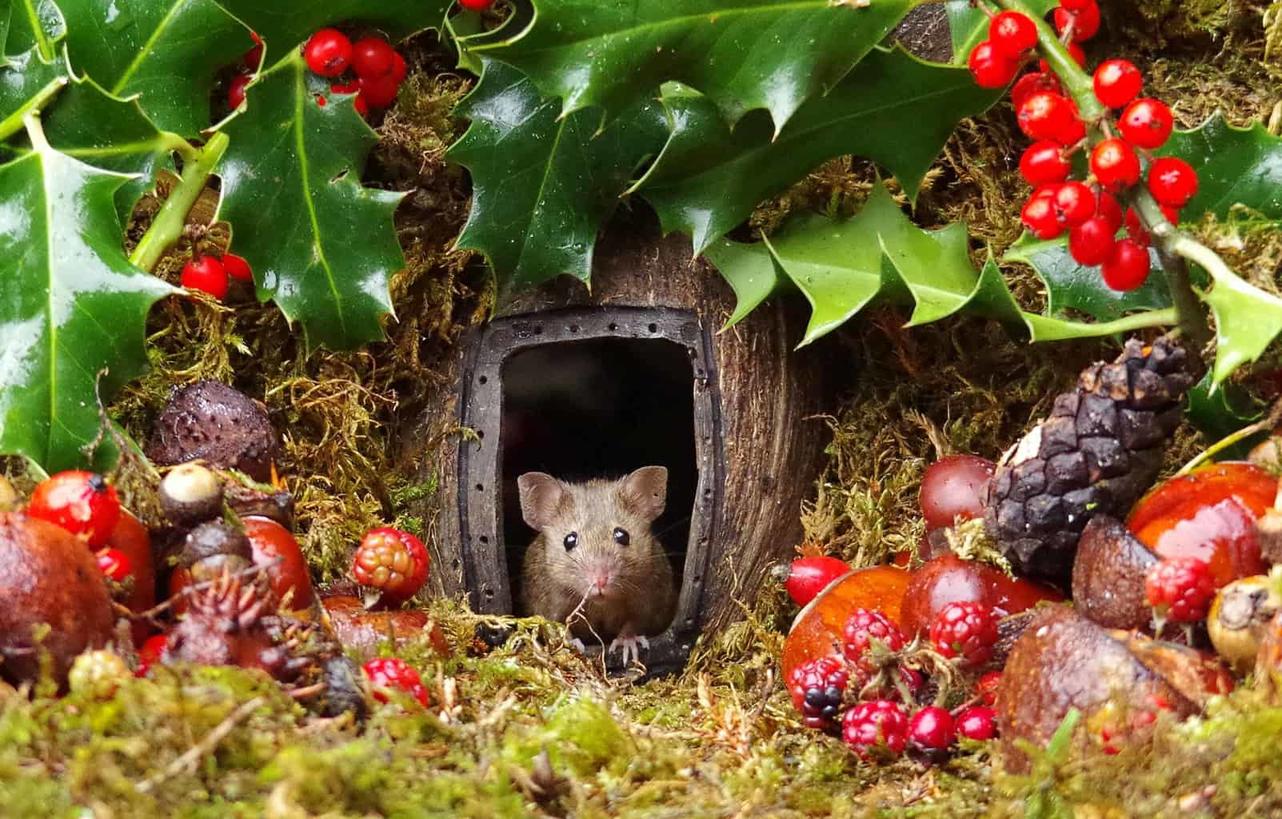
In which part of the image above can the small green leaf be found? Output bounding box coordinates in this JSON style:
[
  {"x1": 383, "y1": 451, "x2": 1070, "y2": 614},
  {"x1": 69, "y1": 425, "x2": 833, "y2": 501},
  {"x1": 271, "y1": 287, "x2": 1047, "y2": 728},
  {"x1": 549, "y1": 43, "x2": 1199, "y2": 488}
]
[
  {"x1": 1004, "y1": 233, "x2": 1171, "y2": 321},
  {"x1": 0, "y1": 0, "x2": 68, "y2": 126},
  {"x1": 59, "y1": 0, "x2": 250, "y2": 137},
  {"x1": 478, "y1": 0, "x2": 913, "y2": 131},
  {"x1": 1201, "y1": 271, "x2": 1282, "y2": 385},
  {"x1": 1162, "y1": 114, "x2": 1282, "y2": 224},
  {"x1": 945, "y1": 0, "x2": 1056, "y2": 64},
  {"x1": 702, "y1": 238, "x2": 781, "y2": 329},
  {"x1": 217, "y1": 54, "x2": 402, "y2": 351},
  {"x1": 0, "y1": 125, "x2": 172, "y2": 471},
  {"x1": 637, "y1": 48, "x2": 1002, "y2": 254},
  {"x1": 448, "y1": 58, "x2": 667, "y2": 294},
  {"x1": 215, "y1": 0, "x2": 452, "y2": 62},
  {"x1": 1186, "y1": 372, "x2": 1263, "y2": 445}
]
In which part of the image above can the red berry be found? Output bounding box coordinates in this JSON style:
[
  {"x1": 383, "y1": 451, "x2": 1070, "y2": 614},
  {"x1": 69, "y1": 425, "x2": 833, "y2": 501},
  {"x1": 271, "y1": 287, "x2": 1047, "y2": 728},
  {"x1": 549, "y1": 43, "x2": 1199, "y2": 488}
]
[
  {"x1": 1090, "y1": 138, "x2": 1141, "y2": 190},
  {"x1": 136, "y1": 634, "x2": 169, "y2": 677},
  {"x1": 243, "y1": 32, "x2": 263, "y2": 71},
  {"x1": 1053, "y1": 1, "x2": 1101, "y2": 42},
  {"x1": 353, "y1": 95, "x2": 369, "y2": 117},
  {"x1": 783, "y1": 555, "x2": 851, "y2": 606},
  {"x1": 1060, "y1": 0, "x2": 1094, "y2": 9},
  {"x1": 842, "y1": 608, "x2": 904, "y2": 671},
  {"x1": 1118, "y1": 98, "x2": 1174, "y2": 149},
  {"x1": 352, "y1": 527, "x2": 431, "y2": 606},
  {"x1": 227, "y1": 73, "x2": 251, "y2": 109},
  {"x1": 1069, "y1": 216, "x2": 1118, "y2": 266},
  {"x1": 389, "y1": 51, "x2": 407, "y2": 84},
  {"x1": 976, "y1": 671, "x2": 1003, "y2": 707},
  {"x1": 1145, "y1": 557, "x2": 1216, "y2": 622},
  {"x1": 303, "y1": 28, "x2": 352, "y2": 77},
  {"x1": 1101, "y1": 238, "x2": 1151, "y2": 291},
  {"x1": 359, "y1": 74, "x2": 400, "y2": 109},
  {"x1": 221, "y1": 253, "x2": 252, "y2": 282},
  {"x1": 1147, "y1": 157, "x2": 1199, "y2": 208},
  {"x1": 787, "y1": 655, "x2": 850, "y2": 730},
  {"x1": 929, "y1": 601, "x2": 999, "y2": 667},
  {"x1": 331, "y1": 80, "x2": 360, "y2": 95},
  {"x1": 920, "y1": 454, "x2": 995, "y2": 531},
  {"x1": 955, "y1": 706, "x2": 998, "y2": 740},
  {"x1": 29, "y1": 471, "x2": 121, "y2": 547},
  {"x1": 351, "y1": 37, "x2": 399, "y2": 80},
  {"x1": 1093, "y1": 59, "x2": 1143, "y2": 108},
  {"x1": 95, "y1": 547, "x2": 132, "y2": 583},
  {"x1": 363, "y1": 657, "x2": 429, "y2": 706},
  {"x1": 1097, "y1": 191, "x2": 1124, "y2": 231},
  {"x1": 968, "y1": 41, "x2": 1019, "y2": 89},
  {"x1": 1010, "y1": 71, "x2": 1061, "y2": 110},
  {"x1": 989, "y1": 11, "x2": 1038, "y2": 59},
  {"x1": 908, "y1": 706, "x2": 956, "y2": 752},
  {"x1": 180, "y1": 255, "x2": 229, "y2": 300},
  {"x1": 1053, "y1": 181, "x2": 1097, "y2": 227},
  {"x1": 459, "y1": 0, "x2": 493, "y2": 10},
  {"x1": 1016, "y1": 91, "x2": 1079, "y2": 143},
  {"x1": 1021, "y1": 189, "x2": 1063, "y2": 240},
  {"x1": 1019, "y1": 141, "x2": 1072, "y2": 186},
  {"x1": 842, "y1": 700, "x2": 909, "y2": 759}
]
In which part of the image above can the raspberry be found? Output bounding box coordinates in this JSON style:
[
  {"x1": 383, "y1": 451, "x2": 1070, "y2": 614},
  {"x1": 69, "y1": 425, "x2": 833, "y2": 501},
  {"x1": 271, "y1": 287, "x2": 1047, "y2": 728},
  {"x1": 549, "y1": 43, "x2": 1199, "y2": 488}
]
[
  {"x1": 1118, "y1": 98, "x2": 1174, "y2": 150},
  {"x1": 968, "y1": 41, "x2": 1019, "y2": 89},
  {"x1": 352, "y1": 527, "x2": 430, "y2": 606},
  {"x1": 989, "y1": 11, "x2": 1038, "y2": 60},
  {"x1": 1019, "y1": 141, "x2": 1071, "y2": 186},
  {"x1": 929, "y1": 601, "x2": 999, "y2": 667},
  {"x1": 842, "y1": 700, "x2": 909, "y2": 759},
  {"x1": 28, "y1": 471, "x2": 121, "y2": 547},
  {"x1": 1101, "y1": 238, "x2": 1151, "y2": 291},
  {"x1": 976, "y1": 670, "x2": 1003, "y2": 707},
  {"x1": 1147, "y1": 157, "x2": 1199, "y2": 208},
  {"x1": 351, "y1": 37, "x2": 399, "y2": 80},
  {"x1": 228, "y1": 73, "x2": 251, "y2": 109},
  {"x1": 1053, "y1": 181, "x2": 1097, "y2": 228},
  {"x1": 95, "y1": 547, "x2": 132, "y2": 583},
  {"x1": 303, "y1": 28, "x2": 352, "y2": 77},
  {"x1": 1145, "y1": 557, "x2": 1216, "y2": 622},
  {"x1": 1090, "y1": 138, "x2": 1141, "y2": 191},
  {"x1": 1069, "y1": 216, "x2": 1117, "y2": 266},
  {"x1": 1010, "y1": 71, "x2": 1061, "y2": 110},
  {"x1": 955, "y1": 706, "x2": 998, "y2": 740},
  {"x1": 221, "y1": 253, "x2": 253, "y2": 282},
  {"x1": 1016, "y1": 91, "x2": 1079, "y2": 144},
  {"x1": 1093, "y1": 59, "x2": 1143, "y2": 109},
  {"x1": 363, "y1": 657, "x2": 430, "y2": 706},
  {"x1": 787, "y1": 655, "x2": 850, "y2": 730},
  {"x1": 1053, "y1": 1, "x2": 1101, "y2": 42},
  {"x1": 908, "y1": 706, "x2": 956, "y2": 752},
  {"x1": 841, "y1": 608, "x2": 904, "y2": 671},
  {"x1": 1021, "y1": 188, "x2": 1063, "y2": 240},
  {"x1": 181, "y1": 255, "x2": 229, "y2": 300}
]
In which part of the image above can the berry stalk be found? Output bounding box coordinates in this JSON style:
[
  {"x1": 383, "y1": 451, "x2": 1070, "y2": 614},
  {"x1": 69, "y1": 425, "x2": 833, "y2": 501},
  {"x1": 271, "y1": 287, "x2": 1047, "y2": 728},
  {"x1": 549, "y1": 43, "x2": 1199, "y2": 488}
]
[{"x1": 129, "y1": 131, "x2": 230, "y2": 273}]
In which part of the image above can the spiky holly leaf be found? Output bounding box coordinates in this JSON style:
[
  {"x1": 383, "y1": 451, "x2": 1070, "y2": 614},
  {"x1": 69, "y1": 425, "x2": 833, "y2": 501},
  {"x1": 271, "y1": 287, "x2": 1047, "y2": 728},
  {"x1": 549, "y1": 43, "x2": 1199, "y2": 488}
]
[
  {"x1": 945, "y1": 0, "x2": 1056, "y2": 63},
  {"x1": 1003, "y1": 234, "x2": 1171, "y2": 321},
  {"x1": 0, "y1": 124, "x2": 172, "y2": 471},
  {"x1": 0, "y1": 0, "x2": 67, "y2": 125},
  {"x1": 1185, "y1": 372, "x2": 1262, "y2": 445},
  {"x1": 1162, "y1": 114, "x2": 1282, "y2": 225},
  {"x1": 703, "y1": 237, "x2": 782, "y2": 328},
  {"x1": 448, "y1": 58, "x2": 667, "y2": 294},
  {"x1": 706, "y1": 183, "x2": 1137, "y2": 347},
  {"x1": 476, "y1": 0, "x2": 913, "y2": 132},
  {"x1": 58, "y1": 0, "x2": 249, "y2": 137},
  {"x1": 214, "y1": 0, "x2": 452, "y2": 62},
  {"x1": 635, "y1": 47, "x2": 1001, "y2": 254},
  {"x1": 1201, "y1": 269, "x2": 1282, "y2": 385},
  {"x1": 217, "y1": 53, "x2": 402, "y2": 351}
]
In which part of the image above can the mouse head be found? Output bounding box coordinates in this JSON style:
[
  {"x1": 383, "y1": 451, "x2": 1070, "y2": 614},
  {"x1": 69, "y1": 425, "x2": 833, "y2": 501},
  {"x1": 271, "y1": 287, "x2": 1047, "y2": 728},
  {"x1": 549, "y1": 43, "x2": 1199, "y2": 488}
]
[{"x1": 517, "y1": 466, "x2": 667, "y2": 600}]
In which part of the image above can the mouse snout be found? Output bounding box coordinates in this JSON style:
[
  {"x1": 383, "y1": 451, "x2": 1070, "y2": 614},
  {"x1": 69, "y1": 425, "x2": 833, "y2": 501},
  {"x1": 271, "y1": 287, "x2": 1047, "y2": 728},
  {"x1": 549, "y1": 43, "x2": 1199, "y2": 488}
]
[{"x1": 584, "y1": 561, "x2": 615, "y2": 597}]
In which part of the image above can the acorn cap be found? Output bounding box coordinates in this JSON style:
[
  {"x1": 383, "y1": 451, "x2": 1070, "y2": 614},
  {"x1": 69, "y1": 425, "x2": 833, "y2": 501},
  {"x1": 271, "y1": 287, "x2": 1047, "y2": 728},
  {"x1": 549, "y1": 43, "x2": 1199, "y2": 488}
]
[{"x1": 159, "y1": 463, "x2": 224, "y2": 525}]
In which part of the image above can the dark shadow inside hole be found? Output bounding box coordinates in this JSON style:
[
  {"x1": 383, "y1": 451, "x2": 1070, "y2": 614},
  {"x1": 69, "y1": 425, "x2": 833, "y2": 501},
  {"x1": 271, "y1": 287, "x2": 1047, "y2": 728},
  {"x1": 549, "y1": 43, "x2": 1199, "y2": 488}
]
[{"x1": 499, "y1": 337, "x2": 696, "y2": 616}]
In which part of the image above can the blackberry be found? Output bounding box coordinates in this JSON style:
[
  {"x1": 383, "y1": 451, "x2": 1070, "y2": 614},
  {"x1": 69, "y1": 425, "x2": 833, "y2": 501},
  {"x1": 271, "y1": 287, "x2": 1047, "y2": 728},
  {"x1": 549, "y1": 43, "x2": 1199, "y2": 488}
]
[
  {"x1": 984, "y1": 336, "x2": 1197, "y2": 581},
  {"x1": 788, "y1": 655, "x2": 851, "y2": 730}
]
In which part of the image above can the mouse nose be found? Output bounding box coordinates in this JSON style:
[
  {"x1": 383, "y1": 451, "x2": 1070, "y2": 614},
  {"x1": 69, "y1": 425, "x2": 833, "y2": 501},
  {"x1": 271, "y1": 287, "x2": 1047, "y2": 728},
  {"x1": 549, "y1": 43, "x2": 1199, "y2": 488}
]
[{"x1": 588, "y1": 568, "x2": 613, "y2": 595}]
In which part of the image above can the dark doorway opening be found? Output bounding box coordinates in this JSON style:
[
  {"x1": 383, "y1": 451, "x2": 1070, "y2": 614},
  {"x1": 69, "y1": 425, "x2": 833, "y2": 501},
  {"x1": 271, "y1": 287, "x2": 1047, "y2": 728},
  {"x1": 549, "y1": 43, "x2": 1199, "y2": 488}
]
[{"x1": 499, "y1": 338, "x2": 697, "y2": 608}]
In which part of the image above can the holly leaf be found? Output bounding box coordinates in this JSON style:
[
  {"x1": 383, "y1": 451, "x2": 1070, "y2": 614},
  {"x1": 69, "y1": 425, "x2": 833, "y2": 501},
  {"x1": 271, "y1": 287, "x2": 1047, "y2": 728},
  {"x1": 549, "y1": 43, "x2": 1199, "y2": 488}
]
[
  {"x1": 476, "y1": 0, "x2": 913, "y2": 132},
  {"x1": 1185, "y1": 372, "x2": 1263, "y2": 445},
  {"x1": 58, "y1": 0, "x2": 250, "y2": 137},
  {"x1": 703, "y1": 237, "x2": 782, "y2": 328},
  {"x1": 0, "y1": 0, "x2": 68, "y2": 125},
  {"x1": 1003, "y1": 233, "x2": 1171, "y2": 321},
  {"x1": 215, "y1": 0, "x2": 452, "y2": 61},
  {"x1": 217, "y1": 53, "x2": 402, "y2": 351},
  {"x1": 1201, "y1": 270, "x2": 1282, "y2": 385},
  {"x1": 448, "y1": 58, "x2": 668, "y2": 294},
  {"x1": 636, "y1": 48, "x2": 1002, "y2": 254},
  {"x1": 1162, "y1": 114, "x2": 1282, "y2": 225},
  {"x1": 945, "y1": 0, "x2": 1056, "y2": 63},
  {"x1": 0, "y1": 128, "x2": 172, "y2": 472}
]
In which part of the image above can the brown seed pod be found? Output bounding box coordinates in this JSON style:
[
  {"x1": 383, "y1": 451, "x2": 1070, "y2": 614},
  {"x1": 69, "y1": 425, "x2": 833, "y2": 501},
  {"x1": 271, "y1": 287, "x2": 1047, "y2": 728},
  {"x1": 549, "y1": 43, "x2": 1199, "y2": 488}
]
[
  {"x1": 1071, "y1": 515, "x2": 1158, "y2": 630},
  {"x1": 147, "y1": 380, "x2": 280, "y2": 482}
]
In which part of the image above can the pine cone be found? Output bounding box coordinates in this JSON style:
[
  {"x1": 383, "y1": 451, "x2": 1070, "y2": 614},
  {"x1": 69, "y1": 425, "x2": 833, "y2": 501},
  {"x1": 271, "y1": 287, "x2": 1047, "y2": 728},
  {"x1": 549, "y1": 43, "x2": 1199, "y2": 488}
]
[{"x1": 984, "y1": 337, "x2": 1198, "y2": 582}]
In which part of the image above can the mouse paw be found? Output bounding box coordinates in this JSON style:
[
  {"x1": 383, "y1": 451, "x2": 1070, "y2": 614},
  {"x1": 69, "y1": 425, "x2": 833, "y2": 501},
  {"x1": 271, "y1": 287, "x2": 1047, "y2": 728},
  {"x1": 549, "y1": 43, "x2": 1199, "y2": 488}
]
[{"x1": 608, "y1": 634, "x2": 649, "y2": 666}]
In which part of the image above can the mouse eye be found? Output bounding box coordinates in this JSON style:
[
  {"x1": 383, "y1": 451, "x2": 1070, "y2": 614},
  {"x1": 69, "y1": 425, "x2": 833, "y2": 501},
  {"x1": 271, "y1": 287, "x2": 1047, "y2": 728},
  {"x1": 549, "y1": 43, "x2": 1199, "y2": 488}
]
[
  {"x1": 613, "y1": 527, "x2": 630, "y2": 546},
  {"x1": 563, "y1": 532, "x2": 578, "y2": 551}
]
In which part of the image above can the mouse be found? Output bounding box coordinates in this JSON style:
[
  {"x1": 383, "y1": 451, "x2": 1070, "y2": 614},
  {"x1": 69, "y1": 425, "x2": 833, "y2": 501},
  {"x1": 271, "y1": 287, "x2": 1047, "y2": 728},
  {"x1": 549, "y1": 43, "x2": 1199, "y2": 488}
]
[{"x1": 517, "y1": 465, "x2": 677, "y2": 665}]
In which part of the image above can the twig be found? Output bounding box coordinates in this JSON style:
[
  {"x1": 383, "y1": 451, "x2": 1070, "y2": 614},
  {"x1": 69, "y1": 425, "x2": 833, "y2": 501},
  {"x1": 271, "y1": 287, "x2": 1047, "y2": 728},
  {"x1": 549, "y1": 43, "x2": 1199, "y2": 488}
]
[
  {"x1": 1176, "y1": 398, "x2": 1282, "y2": 476},
  {"x1": 135, "y1": 696, "x2": 264, "y2": 794},
  {"x1": 130, "y1": 131, "x2": 230, "y2": 273}
]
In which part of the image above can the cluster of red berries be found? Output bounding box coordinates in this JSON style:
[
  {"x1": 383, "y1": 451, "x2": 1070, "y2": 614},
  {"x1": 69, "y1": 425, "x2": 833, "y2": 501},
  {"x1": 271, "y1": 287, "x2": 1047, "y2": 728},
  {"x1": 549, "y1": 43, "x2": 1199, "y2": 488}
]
[
  {"x1": 362, "y1": 656, "x2": 430, "y2": 707},
  {"x1": 968, "y1": 2, "x2": 1198, "y2": 292},
  {"x1": 1144, "y1": 557, "x2": 1216, "y2": 624},
  {"x1": 788, "y1": 604, "x2": 1001, "y2": 761},
  {"x1": 180, "y1": 253, "x2": 253, "y2": 301},
  {"x1": 27, "y1": 470, "x2": 132, "y2": 585},
  {"x1": 351, "y1": 526, "x2": 431, "y2": 607},
  {"x1": 303, "y1": 29, "x2": 407, "y2": 117}
]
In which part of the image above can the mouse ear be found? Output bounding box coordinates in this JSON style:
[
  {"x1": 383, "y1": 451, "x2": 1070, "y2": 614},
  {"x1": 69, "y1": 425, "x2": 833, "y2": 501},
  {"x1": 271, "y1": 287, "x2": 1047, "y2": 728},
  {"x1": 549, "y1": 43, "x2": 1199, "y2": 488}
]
[
  {"x1": 619, "y1": 466, "x2": 667, "y2": 521},
  {"x1": 517, "y1": 472, "x2": 567, "y2": 530}
]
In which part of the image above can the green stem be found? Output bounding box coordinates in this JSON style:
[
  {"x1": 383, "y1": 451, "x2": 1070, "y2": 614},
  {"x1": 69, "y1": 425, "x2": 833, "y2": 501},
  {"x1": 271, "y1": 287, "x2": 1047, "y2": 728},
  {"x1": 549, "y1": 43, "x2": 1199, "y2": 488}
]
[
  {"x1": 993, "y1": 0, "x2": 1104, "y2": 121},
  {"x1": 129, "y1": 131, "x2": 229, "y2": 273},
  {"x1": 0, "y1": 76, "x2": 66, "y2": 142},
  {"x1": 1052, "y1": 306, "x2": 1180, "y2": 336}
]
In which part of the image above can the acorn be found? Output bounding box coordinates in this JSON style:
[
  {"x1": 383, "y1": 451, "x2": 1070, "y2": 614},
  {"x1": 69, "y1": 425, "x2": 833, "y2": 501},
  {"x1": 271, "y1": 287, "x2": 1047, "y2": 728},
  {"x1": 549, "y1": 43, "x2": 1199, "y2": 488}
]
[
  {"x1": 180, "y1": 520, "x2": 252, "y2": 582},
  {"x1": 1207, "y1": 575, "x2": 1276, "y2": 674},
  {"x1": 159, "y1": 463, "x2": 224, "y2": 525}
]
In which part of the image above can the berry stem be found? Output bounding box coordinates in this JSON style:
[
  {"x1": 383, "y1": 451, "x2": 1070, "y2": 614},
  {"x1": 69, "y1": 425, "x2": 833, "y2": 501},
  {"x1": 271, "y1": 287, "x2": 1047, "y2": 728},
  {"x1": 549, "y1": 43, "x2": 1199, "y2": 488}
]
[{"x1": 130, "y1": 131, "x2": 230, "y2": 273}]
